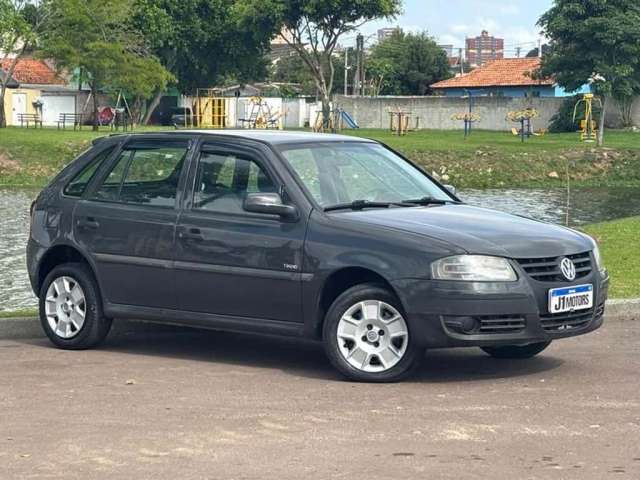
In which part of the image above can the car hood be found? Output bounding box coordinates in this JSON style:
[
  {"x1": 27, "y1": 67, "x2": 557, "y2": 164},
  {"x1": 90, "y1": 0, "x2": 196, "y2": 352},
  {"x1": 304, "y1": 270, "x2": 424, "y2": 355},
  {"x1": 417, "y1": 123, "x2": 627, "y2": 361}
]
[{"x1": 337, "y1": 204, "x2": 592, "y2": 258}]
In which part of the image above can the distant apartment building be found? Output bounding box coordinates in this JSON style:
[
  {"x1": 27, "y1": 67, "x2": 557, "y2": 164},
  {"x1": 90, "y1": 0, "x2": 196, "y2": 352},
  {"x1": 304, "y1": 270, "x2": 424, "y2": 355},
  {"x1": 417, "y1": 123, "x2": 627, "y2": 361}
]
[
  {"x1": 377, "y1": 27, "x2": 400, "y2": 41},
  {"x1": 466, "y1": 30, "x2": 504, "y2": 67}
]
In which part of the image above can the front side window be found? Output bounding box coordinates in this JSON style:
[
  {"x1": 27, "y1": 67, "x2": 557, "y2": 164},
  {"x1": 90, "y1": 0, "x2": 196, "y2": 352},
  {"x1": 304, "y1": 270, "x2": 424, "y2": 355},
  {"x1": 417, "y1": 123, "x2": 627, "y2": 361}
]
[
  {"x1": 192, "y1": 151, "x2": 276, "y2": 214},
  {"x1": 92, "y1": 142, "x2": 188, "y2": 208},
  {"x1": 279, "y1": 143, "x2": 451, "y2": 208},
  {"x1": 64, "y1": 146, "x2": 115, "y2": 197}
]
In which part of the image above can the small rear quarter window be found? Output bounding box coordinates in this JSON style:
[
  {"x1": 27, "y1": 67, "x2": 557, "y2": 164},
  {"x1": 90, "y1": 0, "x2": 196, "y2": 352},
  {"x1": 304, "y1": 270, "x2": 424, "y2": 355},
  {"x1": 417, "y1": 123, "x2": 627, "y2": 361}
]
[{"x1": 63, "y1": 146, "x2": 115, "y2": 197}]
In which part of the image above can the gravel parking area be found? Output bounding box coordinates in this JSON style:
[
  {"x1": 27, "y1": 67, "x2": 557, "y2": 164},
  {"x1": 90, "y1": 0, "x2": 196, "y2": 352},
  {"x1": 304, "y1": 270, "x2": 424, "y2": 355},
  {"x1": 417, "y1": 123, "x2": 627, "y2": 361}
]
[{"x1": 1, "y1": 318, "x2": 639, "y2": 479}]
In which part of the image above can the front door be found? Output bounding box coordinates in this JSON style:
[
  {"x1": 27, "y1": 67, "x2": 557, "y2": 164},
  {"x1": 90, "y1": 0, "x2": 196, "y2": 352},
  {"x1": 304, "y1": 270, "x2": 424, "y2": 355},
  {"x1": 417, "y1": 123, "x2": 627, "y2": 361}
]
[
  {"x1": 174, "y1": 143, "x2": 306, "y2": 323},
  {"x1": 74, "y1": 138, "x2": 191, "y2": 309},
  {"x1": 12, "y1": 93, "x2": 26, "y2": 125}
]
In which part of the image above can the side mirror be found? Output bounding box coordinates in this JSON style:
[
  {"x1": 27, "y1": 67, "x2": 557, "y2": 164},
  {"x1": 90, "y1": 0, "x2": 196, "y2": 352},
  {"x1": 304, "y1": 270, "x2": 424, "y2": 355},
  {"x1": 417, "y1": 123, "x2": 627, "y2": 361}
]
[
  {"x1": 444, "y1": 184, "x2": 457, "y2": 195},
  {"x1": 243, "y1": 192, "x2": 298, "y2": 221}
]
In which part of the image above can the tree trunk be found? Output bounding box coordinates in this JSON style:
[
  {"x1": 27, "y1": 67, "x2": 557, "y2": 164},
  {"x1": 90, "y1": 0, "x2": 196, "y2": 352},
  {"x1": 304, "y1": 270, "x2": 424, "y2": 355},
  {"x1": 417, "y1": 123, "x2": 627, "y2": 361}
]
[
  {"x1": 597, "y1": 94, "x2": 607, "y2": 147},
  {"x1": 0, "y1": 87, "x2": 6, "y2": 128},
  {"x1": 321, "y1": 95, "x2": 331, "y2": 132},
  {"x1": 142, "y1": 89, "x2": 163, "y2": 125},
  {"x1": 92, "y1": 85, "x2": 99, "y2": 131},
  {"x1": 617, "y1": 95, "x2": 633, "y2": 127}
]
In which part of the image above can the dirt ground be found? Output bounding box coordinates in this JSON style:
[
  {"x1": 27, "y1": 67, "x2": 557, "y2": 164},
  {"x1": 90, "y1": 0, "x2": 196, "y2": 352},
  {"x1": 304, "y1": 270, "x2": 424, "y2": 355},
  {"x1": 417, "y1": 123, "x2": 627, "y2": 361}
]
[{"x1": 1, "y1": 318, "x2": 639, "y2": 479}]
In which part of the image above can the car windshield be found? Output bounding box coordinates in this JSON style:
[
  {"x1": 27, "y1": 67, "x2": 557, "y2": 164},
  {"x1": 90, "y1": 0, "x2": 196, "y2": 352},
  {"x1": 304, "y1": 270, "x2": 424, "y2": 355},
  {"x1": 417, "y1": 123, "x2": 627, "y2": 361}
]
[{"x1": 279, "y1": 142, "x2": 453, "y2": 209}]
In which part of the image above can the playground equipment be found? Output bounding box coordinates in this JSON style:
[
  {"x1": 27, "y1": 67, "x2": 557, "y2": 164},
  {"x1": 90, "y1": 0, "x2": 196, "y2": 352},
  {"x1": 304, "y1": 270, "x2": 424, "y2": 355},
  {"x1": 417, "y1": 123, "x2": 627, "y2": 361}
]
[
  {"x1": 237, "y1": 96, "x2": 282, "y2": 129},
  {"x1": 451, "y1": 112, "x2": 481, "y2": 139},
  {"x1": 312, "y1": 107, "x2": 358, "y2": 133},
  {"x1": 94, "y1": 91, "x2": 134, "y2": 130},
  {"x1": 507, "y1": 108, "x2": 540, "y2": 142},
  {"x1": 339, "y1": 108, "x2": 359, "y2": 129},
  {"x1": 388, "y1": 109, "x2": 419, "y2": 136},
  {"x1": 573, "y1": 93, "x2": 601, "y2": 142},
  {"x1": 192, "y1": 88, "x2": 226, "y2": 128}
]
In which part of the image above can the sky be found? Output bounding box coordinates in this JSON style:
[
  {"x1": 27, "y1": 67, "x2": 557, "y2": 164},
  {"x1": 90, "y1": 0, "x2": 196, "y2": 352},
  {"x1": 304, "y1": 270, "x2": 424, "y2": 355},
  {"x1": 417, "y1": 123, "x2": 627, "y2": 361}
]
[{"x1": 350, "y1": 0, "x2": 554, "y2": 56}]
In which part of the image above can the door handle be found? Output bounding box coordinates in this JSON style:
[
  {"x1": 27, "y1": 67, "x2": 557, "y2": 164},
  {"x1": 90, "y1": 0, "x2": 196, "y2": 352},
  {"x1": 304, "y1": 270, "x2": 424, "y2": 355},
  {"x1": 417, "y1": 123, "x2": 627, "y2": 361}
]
[
  {"x1": 179, "y1": 228, "x2": 204, "y2": 241},
  {"x1": 77, "y1": 217, "x2": 99, "y2": 230}
]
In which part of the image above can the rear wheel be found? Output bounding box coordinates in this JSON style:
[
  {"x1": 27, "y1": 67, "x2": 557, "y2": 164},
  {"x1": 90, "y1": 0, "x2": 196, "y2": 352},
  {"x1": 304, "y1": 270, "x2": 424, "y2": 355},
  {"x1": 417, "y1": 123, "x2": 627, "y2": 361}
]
[
  {"x1": 481, "y1": 341, "x2": 551, "y2": 359},
  {"x1": 323, "y1": 283, "x2": 423, "y2": 382},
  {"x1": 39, "y1": 263, "x2": 112, "y2": 349}
]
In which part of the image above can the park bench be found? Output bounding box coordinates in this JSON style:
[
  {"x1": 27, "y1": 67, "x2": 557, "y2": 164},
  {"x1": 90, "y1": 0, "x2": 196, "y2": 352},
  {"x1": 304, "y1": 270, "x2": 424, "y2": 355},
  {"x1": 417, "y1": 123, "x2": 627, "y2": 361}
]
[
  {"x1": 17, "y1": 113, "x2": 43, "y2": 128},
  {"x1": 57, "y1": 113, "x2": 85, "y2": 130}
]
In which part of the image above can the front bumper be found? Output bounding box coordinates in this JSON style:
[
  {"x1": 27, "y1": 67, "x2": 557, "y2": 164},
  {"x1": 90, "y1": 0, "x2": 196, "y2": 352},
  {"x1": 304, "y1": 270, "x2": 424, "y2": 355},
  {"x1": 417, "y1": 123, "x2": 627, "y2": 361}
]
[{"x1": 392, "y1": 270, "x2": 609, "y2": 349}]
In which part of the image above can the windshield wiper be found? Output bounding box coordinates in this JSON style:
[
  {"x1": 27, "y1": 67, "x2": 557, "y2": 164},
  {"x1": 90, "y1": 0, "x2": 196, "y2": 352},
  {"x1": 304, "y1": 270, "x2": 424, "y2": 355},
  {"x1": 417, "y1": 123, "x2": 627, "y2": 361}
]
[
  {"x1": 324, "y1": 200, "x2": 398, "y2": 212},
  {"x1": 401, "y1": 196, "x2": 453, "y2": 206}
]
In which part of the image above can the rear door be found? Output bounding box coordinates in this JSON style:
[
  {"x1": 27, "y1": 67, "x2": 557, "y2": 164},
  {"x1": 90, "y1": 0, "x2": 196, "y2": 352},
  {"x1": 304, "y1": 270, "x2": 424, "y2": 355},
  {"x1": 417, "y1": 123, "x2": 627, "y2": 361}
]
[
  {"x1": 174, "y1": 141, "x2": 306, "y2": 323},
  {"x1": 74, "y1": 137, "x2": 192, "y2": 309}
]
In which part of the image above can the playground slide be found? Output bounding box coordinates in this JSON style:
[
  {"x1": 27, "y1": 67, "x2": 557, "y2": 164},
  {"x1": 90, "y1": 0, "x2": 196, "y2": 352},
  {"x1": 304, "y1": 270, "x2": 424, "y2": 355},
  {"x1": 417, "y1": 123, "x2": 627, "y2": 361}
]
[{"x1": 340, "y1": 110, "x2": 359, "y2": 129}]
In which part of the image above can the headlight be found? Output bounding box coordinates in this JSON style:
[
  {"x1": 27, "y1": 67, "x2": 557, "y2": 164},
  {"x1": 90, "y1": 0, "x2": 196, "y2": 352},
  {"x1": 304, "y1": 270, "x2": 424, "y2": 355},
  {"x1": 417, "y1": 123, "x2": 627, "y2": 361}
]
[{"x1": 431, "y1": 255, "x2": 517, "y2": 282}]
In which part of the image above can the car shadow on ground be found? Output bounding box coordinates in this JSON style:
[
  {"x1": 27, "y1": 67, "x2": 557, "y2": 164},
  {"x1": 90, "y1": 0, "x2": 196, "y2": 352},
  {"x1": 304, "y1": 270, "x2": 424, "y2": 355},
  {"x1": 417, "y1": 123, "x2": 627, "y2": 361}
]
[{"x1": 23, "y1": 320, "x2": 566, "y2": 383}]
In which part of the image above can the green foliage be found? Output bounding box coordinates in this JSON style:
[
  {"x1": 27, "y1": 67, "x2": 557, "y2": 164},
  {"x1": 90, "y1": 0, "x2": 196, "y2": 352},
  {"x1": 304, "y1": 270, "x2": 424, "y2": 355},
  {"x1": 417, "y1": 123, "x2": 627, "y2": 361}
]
[
  {"x1": 271, "y1": 54, "x2": 316, "y2": 94},
  {"x1": 538, "y1": 1, "x2": 640, "y2": 101},
  {"x1": 0, "y1": 1, "x2": 33, "y2": 52},
  {"x1": 131, "y1": 0, "x2": 270, "y2": 94},
  {"x1": 270, "y1": 53, "x2": 348, "y2": 95},
  {"x1": 367, "y1": 30, "x2": 451, "y2": 95},
  {"x1": 39, "y1": 0, "x2": 171, "y2": 100}
]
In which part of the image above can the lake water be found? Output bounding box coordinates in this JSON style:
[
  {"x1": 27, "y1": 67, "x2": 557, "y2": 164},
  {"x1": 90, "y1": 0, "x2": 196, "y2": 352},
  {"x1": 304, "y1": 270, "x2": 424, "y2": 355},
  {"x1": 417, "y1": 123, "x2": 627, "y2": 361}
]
[{"x1": 2, "y1": 187, "x2": 640, "y2": 313}]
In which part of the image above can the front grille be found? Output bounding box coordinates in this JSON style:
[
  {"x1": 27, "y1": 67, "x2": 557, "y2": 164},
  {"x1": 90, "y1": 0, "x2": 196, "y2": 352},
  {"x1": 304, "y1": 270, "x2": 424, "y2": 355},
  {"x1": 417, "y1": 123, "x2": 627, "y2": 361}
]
[
  {"x1": 477, "y1": 315, "x2": 526, "y2": 334},
  {"x1": 540, "y1": 307, "x2": 596, "y2": 332},
  {"x1": 516, "y1": 251, "x2": 592, "y2": 282}
]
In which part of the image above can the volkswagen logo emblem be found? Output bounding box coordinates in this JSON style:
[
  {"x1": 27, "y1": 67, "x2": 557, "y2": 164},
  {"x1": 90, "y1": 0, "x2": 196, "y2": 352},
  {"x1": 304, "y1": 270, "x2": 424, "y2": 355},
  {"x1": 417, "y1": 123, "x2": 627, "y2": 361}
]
[{"x1": 559, "y1": 257, "x2": 576, "y2": 281}]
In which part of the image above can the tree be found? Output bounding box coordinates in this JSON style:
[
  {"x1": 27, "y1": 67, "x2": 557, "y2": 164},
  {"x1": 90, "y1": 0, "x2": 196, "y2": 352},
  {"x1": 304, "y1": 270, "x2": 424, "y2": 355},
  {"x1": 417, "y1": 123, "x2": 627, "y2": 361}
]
[
  {"x1": 132, "y1": 0, "x2": 271, "y2": 124},
  {"x1": 525, "y1": 44, "x2": 551, "y2": 58},
  {"x1": 270, "y1": 52, "x2": 348, "y2": 96},
  {"x1": 367, "y1": 30, "x2": 451, "y2": 95},
  {"x1": 538, "y1": 0, "x2": 640, "y2": 146},
  {"x1": 236, "y1": 0, "x2": 401, "y2": 128},
  {"x1": 0, "y1": 0, "x2": 40, "y2": 128},
  {"x1": 39, "y1": 0, "x2": 171, "y2": 130}
]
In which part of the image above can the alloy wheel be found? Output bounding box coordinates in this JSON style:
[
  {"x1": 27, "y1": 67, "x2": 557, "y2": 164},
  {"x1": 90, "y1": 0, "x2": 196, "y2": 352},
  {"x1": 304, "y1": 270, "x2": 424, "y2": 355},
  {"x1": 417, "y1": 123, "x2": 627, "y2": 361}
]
[
  {"x1": 44, "y1": 276, "x2": 87, "y2": 339},
  {"x1": 336, "y1": 300, "x2": 409, "y2": 373}
]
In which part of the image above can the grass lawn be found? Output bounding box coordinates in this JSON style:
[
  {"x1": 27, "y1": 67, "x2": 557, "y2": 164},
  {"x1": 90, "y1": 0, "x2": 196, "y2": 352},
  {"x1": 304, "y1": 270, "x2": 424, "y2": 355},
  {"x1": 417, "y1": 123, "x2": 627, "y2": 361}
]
[
  {"x1": 0, "y1": 126, "x2": 164, "y2": 188},
  {"x1": 1, "y1": 126, "x2": 640, "y2": 188},
  {"x1": 0, "y1": 308, "x2": 38, "y2": 319},
  {"x1": 584, "y1": 216, "x2": 640, "y2": 298},
  {"x1": 343, "y1": 129, "x2": 640, "y2": 189}
]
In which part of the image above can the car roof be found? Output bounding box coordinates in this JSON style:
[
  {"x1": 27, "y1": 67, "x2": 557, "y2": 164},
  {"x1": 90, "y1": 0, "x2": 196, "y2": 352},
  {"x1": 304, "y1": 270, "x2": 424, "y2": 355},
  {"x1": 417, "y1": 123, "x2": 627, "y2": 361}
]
[{"x1": 100, "y1": 129, "x2": 377, "y2": 146}]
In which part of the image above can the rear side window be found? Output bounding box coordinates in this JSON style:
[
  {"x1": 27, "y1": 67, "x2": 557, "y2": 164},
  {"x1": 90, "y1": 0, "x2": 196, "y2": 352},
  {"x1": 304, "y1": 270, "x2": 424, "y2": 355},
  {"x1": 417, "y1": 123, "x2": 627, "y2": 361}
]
[
  {"x1": 63, "y1": 146, "x2": 115, "y2": 197},
  {"x1": 92, "y1": 142, "x2": 189, "y2": 208}
]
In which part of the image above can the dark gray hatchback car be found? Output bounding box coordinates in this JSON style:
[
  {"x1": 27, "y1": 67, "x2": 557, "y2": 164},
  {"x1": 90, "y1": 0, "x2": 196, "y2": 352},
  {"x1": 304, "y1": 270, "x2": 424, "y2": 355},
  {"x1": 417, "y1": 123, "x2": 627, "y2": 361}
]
[{"x1": 27, "y1": 130, "x2": 609, "y2": 381}]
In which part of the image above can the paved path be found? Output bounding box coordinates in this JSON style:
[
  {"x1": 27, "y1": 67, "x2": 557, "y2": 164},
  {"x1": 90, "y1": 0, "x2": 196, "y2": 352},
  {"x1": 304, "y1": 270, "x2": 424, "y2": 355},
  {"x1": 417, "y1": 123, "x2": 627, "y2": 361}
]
[{"x1": 1, "y1": 319, "x2": 639, "y2": 479}]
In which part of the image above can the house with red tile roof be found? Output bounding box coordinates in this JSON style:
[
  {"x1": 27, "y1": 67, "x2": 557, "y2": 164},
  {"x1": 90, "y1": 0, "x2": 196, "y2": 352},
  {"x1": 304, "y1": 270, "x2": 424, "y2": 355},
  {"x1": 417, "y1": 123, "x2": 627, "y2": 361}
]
[
  {"x1": 431, "y1": 58, "x2": 590, "y2": 98},
  {"x1": 1, "y1": 57, "x2": 79, "y2": 126}
]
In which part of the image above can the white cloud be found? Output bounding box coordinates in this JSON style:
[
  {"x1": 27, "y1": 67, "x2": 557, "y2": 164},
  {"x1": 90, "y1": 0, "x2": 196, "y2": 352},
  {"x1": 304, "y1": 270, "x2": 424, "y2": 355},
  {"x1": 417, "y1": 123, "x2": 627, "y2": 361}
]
[{"x1": 499, "y1": 5, "x2": 520, "y2": 15}]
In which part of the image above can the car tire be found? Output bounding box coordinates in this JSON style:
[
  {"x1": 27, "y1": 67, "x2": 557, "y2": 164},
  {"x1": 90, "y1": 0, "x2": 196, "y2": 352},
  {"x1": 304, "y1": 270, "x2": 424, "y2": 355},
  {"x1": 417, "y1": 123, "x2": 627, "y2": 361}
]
[
  {"x1": 39, "y1": 262, "x2": 112, "y2": 350},
  {"x1": 481, "y1": 341, "x2": 551, "y2": 359},
  {"x1": 322, "y1": 283, "x2": 423, "y2": 382}
]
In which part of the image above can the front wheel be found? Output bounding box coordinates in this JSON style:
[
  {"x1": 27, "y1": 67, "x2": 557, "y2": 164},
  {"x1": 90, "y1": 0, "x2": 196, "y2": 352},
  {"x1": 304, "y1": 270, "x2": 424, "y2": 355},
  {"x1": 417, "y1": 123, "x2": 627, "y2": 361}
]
[
  {"x1": 323, "y1": 284, "x2": 423, "y2": 382},
  {"x1": 481, "y1": 341, "x2": 551, "y2": 359}
]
